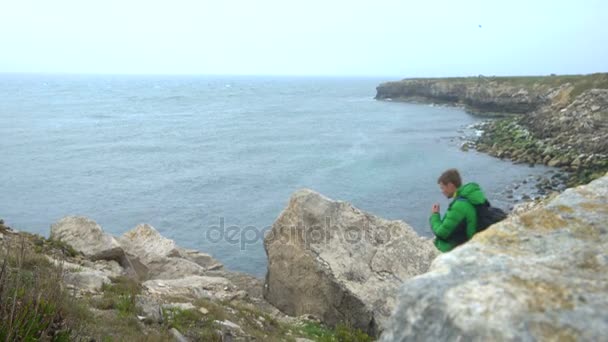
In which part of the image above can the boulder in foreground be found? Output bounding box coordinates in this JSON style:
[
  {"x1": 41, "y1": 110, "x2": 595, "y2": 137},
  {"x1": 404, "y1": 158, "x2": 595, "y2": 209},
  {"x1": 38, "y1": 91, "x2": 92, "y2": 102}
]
[{"x1": 264, "y1": 189, "x2": 438, "y2": 336}]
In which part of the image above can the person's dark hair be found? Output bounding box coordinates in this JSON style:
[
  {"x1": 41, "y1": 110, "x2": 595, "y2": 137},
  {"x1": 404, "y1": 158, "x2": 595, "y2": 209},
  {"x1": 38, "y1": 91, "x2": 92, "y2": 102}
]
[{"x1": 438, "y1": 169, "x2": 462, "y2": 188}]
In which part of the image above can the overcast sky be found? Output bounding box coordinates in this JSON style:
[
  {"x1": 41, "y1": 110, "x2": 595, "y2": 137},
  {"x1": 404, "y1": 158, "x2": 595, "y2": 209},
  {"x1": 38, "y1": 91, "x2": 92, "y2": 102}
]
[{"x1": 1, "y1": 0, "x2": 606, "y2": 77}]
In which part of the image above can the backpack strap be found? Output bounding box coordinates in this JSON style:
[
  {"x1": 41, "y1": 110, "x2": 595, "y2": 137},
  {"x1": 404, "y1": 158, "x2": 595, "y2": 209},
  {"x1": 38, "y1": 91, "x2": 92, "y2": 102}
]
[
  {"x1": 449, "y1": 196, "x2": 472, "y2": 245},
  {"x1": 457, "y1": 196, "x2": 491, "y2": 207}
]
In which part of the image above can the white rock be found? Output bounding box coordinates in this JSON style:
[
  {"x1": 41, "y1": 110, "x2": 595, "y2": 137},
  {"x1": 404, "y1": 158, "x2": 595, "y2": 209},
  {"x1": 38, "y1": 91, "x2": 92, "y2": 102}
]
[
  {"x1": 119, "y1": 224, "x2": 222, "y2": 279},
  {"x1": 50, "y1": 216, "x2": 123, "y2": 260},
  {"x1": 215, "y1": 320, "x2": 244, "y2": 333},
  {"x1": 163, "y1": 302, "x2": 196, "y2": 311},
  {"x1": 143, "y1": 276, "x2": 244, "y2": 301},
  {"x1": 50, "y1": 216, "x2": 148, "y2": 279},
  {"x1": 264, "y1": 189, "x2": 438, "y2": 336}
]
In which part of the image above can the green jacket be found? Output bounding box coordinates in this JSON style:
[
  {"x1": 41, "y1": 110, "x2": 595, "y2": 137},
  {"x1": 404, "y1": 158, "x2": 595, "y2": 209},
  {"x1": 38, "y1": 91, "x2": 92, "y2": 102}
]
[{"x1": 429, "y1": 182, "x2": 487, "y2": 252}]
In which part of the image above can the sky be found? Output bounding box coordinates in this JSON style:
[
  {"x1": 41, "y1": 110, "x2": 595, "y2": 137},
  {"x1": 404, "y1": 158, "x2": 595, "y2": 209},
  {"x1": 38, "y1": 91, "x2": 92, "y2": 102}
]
[{"x1": 0, "y1": 0, "x2": 606, "y2": 77}]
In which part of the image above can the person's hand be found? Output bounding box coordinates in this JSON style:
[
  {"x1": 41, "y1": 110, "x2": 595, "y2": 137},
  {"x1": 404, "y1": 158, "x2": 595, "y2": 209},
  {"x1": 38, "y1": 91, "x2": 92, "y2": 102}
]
[{"x1": 431, "y1": 203, "x2": 440, "y2": 214}]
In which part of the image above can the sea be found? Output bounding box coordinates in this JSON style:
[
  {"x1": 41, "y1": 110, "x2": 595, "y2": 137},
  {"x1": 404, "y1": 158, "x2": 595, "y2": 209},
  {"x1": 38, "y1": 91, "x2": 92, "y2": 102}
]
[{"x1": 0, "y1": 74, "x2": 554, "y2": 277}]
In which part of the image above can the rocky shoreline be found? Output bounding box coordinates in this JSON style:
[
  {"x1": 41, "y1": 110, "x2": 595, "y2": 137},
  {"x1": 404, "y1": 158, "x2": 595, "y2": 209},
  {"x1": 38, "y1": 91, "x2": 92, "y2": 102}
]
[
  {"x1": 376, "y1": 74, "x2": 608, "y2": 188},
  {"x1": 2, "y1": 171, "x2": 608, "y2": 340}
]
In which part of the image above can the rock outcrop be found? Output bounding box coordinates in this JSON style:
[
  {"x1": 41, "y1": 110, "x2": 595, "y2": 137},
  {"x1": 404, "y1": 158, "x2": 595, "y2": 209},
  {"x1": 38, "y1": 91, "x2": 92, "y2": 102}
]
[
  {"x1": 118, "y1": 224, "x2": 223, "y2": 279},
  {"x1": 375, "y1": 77, "x2": 551, "y2": 114},
  {"x1": 474, "y1": 88, "x2": 608, "y2": 185},
  {"x1": 522, "y1": 89, "x2": 608, "y2": 155},
  {"x1": 50, "y1": 219, "x2": 224, "y2": 282},
  {"x1": 375, "y1": 74, "x2": 608, "y2": 117},
  {"x1": 50, "y1": 216, "x2": 123, "y2": 260},
  {"x1": 48, "y1": 217, "x2": 239, "y2": 303},
  {"x1": 381, "y1": 173, "x2": 608, "y2": 341},
  {"x1": 47, "y1": 216, "x2": 259, "y2": 334},
  {"x1": 263, "y1": 189, "x2": 438, "y2": 336},
  {"x1": 50, "y1": 216, "x2": 148, "y2": 279}
]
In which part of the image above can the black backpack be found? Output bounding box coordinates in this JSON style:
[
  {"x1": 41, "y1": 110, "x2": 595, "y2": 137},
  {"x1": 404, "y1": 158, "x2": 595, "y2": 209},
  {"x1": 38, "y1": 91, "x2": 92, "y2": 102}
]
[{"x1": 457, "y1": 197, "x2": 508, "y2": 232}]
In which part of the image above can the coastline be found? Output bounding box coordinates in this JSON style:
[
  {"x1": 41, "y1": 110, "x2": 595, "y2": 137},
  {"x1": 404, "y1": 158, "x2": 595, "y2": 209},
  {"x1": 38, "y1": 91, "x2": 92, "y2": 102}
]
[{"x1": 376, "y1": 74, "x2": 608, "y2": 188}]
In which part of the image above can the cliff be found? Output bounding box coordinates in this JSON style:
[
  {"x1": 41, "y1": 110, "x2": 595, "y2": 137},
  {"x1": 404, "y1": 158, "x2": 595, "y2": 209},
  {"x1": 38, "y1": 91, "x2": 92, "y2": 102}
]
[
  {"x1": 376, "y1": 73, "x2": 608, "y2": 185},
  {"x1": 375, "y1": 73, "x2": 608, "y2": 116}
]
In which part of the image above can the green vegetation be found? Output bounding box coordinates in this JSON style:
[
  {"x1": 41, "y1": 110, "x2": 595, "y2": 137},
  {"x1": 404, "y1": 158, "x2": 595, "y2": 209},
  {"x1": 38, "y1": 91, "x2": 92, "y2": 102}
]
[
  {"x1": 298, "y1": 322, "x2": 373, "y2": 342},
  {"x1": 90, "y1": 276, "x2": 141, "y2": 317},
  {"x1": 0, "y1": 233, "x2": 168, "y2": 341},
  {"x1": 159, "y1": 299, "x2": 374, "y2": 341},
  {"x1": 41, "y1": 238, "x2": 79, "y2": 258},
  {"x1": 163, "y1": 307, "x2": 222, "y2": 341},
  {"x1": 222, "y1": 301, "x2": 290, "y2": 341},
  {"x1": 0, "y1": 237, "x2": 87, "y2": 341},
  {"x1": 23, "y1": 231, "x2": 79, "y2": 258}
]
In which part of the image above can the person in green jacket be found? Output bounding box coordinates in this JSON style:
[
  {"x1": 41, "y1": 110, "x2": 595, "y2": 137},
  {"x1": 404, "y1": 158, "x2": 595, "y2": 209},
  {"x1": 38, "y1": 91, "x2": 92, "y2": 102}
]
[{"x1": 430, "y1": 168, "x2": 487, "y2": 252}]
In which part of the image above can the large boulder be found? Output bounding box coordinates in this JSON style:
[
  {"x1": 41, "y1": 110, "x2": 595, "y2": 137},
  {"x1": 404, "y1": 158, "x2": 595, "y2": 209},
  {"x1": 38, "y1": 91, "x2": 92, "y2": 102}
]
[
  {"x1": 264, "y1": 189, "x2": 438, "y2": 336},
  {"x1": 118, "y1": 224, "x2": 223, "y2": 279},
  {"x1": 50, "y1": 216, "x2": 148, "y2": 279},
  {"x1": 381, "y1": 173, "x2": 608, "y2": 341},
  {"x1": 50, "y1": 216, "x2": 123, "y2": 260}
]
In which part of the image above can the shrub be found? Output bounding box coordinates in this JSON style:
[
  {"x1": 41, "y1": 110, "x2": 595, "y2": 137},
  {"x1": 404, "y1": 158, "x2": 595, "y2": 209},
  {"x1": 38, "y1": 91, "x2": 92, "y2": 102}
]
[{"x1": 0, "y1": 237, "x2": 68, "y2": 340}]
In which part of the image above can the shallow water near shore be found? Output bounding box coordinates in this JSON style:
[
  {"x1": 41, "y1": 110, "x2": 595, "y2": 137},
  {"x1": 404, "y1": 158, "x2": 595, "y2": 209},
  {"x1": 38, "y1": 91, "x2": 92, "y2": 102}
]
[{"x1": 0, "y1": 74, "x2": 555, "y2": 277}]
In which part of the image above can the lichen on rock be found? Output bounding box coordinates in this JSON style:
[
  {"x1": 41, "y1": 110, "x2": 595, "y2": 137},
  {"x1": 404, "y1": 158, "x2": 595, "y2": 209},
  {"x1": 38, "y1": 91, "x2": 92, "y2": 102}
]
[{"x1": 380, "y1": 173, "x2": 608, "y2": 342}]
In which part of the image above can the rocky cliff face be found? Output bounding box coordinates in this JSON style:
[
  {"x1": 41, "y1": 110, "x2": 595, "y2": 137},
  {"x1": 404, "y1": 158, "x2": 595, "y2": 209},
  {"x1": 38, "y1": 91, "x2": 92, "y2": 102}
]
[
  {"x1": 263, "y1": 189, "x2": 438, "y2": 336},
  {"x1": 522, "y1": 88, "x2": 608, "y2": 154},
  {"x1": 474, "y1": 88, "x2": 608, "y2": 185},
  {"x1": 376, "y1": 78, "x2": 549, "y2": 114},
  {"x1": 376, "y1": 74, "x2": 608, "y2": 185},
  {"x1": 381, "y1": 172, "x2": 608, "y2": 341}
]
